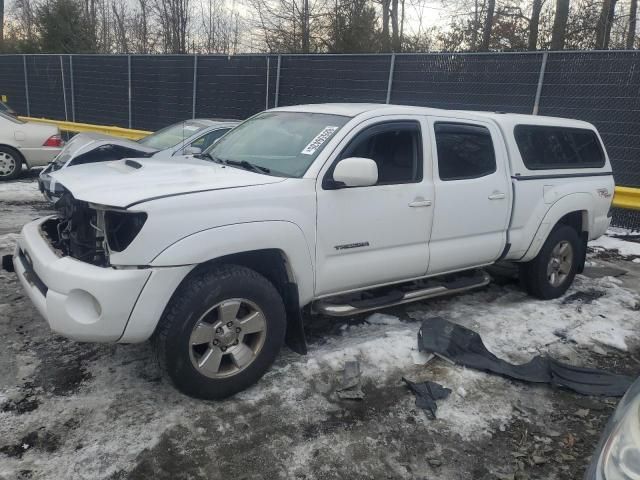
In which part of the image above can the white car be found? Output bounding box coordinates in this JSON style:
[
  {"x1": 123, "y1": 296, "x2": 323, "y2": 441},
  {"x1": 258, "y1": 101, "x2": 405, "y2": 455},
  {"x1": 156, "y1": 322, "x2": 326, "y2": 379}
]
[
  {"x1": 39, "y1": 119, "x2": 238, "y2": 201},
  {"x1": 586, "y1": 375, "x2": 640, "y2": 479},
  {"x1": 0, "y1": 112, "x2": 63, "y2": 180},
  {"x1": 7, "y1": 104, "x2": 614, "y2": 399}
]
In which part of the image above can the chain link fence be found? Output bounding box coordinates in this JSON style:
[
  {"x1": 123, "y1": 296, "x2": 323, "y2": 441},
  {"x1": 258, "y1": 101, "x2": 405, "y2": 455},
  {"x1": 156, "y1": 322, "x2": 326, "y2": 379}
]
[{"x1": 1, "y1": 51, "x2": 639, "y2": 229}]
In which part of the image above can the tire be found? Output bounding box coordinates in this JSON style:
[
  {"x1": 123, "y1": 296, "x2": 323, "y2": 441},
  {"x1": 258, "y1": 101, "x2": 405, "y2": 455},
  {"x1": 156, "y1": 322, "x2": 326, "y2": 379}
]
[
  {"x1": 520, "y1": 225, "x2": 581, "y2": 300},
  {"x1": 153, "y1": 264, "x2": 287, "y2": 399},
  {"x1": 0, "y1": 146, "x2": 24, "y2": 181}
]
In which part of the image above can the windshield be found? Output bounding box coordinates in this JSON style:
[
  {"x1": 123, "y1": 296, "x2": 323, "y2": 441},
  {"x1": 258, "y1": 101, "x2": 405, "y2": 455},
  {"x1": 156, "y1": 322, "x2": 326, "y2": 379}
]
[
  {"x1": 205, "y1": 111, "x2": 350, "y2": 177},
  {"x1": 138, "y1": 120, "x2": 210, "y2": 150}
]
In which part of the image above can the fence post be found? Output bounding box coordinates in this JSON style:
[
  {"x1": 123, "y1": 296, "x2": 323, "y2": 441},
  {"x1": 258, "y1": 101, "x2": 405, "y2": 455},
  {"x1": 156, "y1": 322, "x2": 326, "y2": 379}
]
[
  {"x1": 274, "y1": 55, "x2": 281, "y2": 107},
  {"x1": 265, "y1": 56, "x2": 270, "y2": 110},
  {"x1": 386, "y1": 53, "x2": 396, "y2": 104},
  {"x1": 192, "y1": 54, "x2": 198, "y2": 119},
  {"x1": 532, "y1": 51, "x2": 548, "y2": 115},
  {"x1": 128, "y1": 55, "x2": 132, "y2": 129},
  {"x1": 69, "y1": 55, "x2": 76, "y2": 122},
  {"x1": 23, "y1": 55, "x2": 30, "y2": 117},
  {"x1": 60, "y1": 55, "x2": 68, "y2": 121}
]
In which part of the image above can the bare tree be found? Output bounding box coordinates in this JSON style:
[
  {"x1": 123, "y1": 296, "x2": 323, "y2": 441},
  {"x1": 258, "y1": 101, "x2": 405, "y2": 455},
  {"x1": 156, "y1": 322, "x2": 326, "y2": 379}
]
[
  {"x1": 528, "y1": 0, "x2": 544, "y2": 49},
  {"x1": 627, "y1": 0, "x2": 638, "y2": 48},
  {"x1": 1, "y1": 0, "x2": 4, "y2": 51},
  {"x1": 111, "y1": 0, "x2": 128, "y2": 52},
  {"x1": 551, "y1": 0, "x2": 569, "y2": 49},
  {"x1": 480, "y1": 0, "x2": 496, "y2": 50},
  {"x1": 595, "y1": 0, "x2": 617, "y2": 48},
  {"x1": 154, "y1": 0, "x2": 190, "y2": 52}
]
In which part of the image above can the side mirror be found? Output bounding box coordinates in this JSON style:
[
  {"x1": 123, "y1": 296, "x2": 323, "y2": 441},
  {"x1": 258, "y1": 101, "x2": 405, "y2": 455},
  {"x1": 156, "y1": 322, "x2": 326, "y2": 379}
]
[
  {"x1": 332, "y1": 157, "x2": 378, "y2": 188},
  {"x1": 183, "y1": 146, "x2": 202, "y2": 155}
]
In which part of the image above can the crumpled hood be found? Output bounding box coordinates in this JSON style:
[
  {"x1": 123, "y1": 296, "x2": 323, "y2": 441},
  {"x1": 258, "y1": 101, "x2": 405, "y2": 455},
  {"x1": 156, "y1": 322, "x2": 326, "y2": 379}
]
[
  {"x1": 50, "y1": 156, "x2": 286, "y2": 208},
  {"x1": 53, "y1": 133, "x2": 156, "y2": 167}
]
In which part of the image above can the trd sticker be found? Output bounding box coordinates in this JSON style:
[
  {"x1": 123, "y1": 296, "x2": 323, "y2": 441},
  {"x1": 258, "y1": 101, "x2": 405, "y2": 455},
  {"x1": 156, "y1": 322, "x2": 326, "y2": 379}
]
[
  {"x1": 597, "y1": 188, "x2": 612, "y2": 198},
  {"x1": 334, "y1": 242, "x2": 370, "y2": 250},
  {"x1": 301, "y1": 126, "x2": 339, "y2": 155}
]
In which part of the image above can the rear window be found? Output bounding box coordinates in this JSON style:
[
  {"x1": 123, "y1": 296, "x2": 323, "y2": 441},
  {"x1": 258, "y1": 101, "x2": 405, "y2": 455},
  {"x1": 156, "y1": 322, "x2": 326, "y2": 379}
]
[{"x1": 514, "y1": 125, "x2": 605, "y2": 170}]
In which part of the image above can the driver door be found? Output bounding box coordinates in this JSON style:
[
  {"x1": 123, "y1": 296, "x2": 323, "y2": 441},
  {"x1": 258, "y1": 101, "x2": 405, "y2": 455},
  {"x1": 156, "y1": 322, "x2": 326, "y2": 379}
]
[{"x1": 315, "y1": 117, "x2": 434, "y2": 297}]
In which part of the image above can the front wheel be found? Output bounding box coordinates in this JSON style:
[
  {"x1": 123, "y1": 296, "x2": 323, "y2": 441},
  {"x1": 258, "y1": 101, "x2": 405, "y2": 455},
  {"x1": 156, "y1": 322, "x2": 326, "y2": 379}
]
[
  {"x1": 153, "y1": 264, "x2": 287, "y2": 399},
  {"x1": 520, "y1": 225, "x2": 581, "y2": 300}
]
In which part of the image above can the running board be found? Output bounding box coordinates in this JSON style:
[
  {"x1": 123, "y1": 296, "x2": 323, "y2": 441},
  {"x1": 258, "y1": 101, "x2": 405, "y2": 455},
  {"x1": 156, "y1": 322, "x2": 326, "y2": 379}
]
[{"x1": 314, "y1": 271, "x2": 491, "y2": 317}]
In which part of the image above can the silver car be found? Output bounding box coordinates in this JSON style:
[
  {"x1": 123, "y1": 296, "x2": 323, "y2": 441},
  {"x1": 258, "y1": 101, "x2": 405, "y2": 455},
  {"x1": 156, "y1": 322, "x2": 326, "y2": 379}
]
[
  {"x1": 585, "y1": 376, "x2": 640, "y2": 479},
  {"x1": 39, "y1": 118, "x2": 239, "y2": 201}
]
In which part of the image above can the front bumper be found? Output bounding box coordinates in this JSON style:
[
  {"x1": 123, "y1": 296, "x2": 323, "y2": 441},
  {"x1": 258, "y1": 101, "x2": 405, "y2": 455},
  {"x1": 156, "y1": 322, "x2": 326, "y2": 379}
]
[{"x1": 14, "y1": 217, "x2": 192, "y2": 343}]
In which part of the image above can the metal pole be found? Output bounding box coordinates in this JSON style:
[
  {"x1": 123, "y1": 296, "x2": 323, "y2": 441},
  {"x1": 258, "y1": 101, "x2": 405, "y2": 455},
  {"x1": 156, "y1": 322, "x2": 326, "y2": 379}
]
[
  {"x1": 532, "y1": 51, "x2": 548, "y2": 115},
  {"x1": 60, "y1": 55, "x2": 68, "y2": 121},
  {"x1": 265, "y1": 56, "x2": 270, "y2": 110},
  {"x1": 274, "y1": 55, "x2": 281, "y2": 107},
  {"x1": 192, "y1": 54, "x2": 198, "y2": 119},
  {"x1": 386, "y1": 53, "x2": 396, "y2": 104},
  {"x1": 23, "y1": 55, "x2": 30, "y2": 117},
  {"x1": 69, "y1": 55, "x2": 76, "y2": 122},
  {"x1": 128, "y1": 55, "x2": 132, "y2": 129}
]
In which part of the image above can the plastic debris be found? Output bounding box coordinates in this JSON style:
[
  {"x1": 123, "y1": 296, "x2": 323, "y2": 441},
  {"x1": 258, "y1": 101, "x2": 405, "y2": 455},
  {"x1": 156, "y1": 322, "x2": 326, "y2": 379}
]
[
  {"x1": 418, "y1": 317, "x2": 634, "y2": 397},
  {"x1": 402, "y1": 377, "x2": 451, "y2": 418},
  {"x1": 336, "y1": 360, "x2": 364, "y2": 400}
]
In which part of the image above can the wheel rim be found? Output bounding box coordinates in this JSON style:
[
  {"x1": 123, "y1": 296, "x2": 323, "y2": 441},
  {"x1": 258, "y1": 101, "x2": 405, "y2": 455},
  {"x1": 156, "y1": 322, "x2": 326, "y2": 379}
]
[
  {"x1": 546, "y1": 240, "x2": 574, "y2": 287},
  {"x1": 188, "y1": 298, "x2": 267, "y2": 379},
  {"x1": 0, "y1": 152, "x2": 17, "y2": 177}
]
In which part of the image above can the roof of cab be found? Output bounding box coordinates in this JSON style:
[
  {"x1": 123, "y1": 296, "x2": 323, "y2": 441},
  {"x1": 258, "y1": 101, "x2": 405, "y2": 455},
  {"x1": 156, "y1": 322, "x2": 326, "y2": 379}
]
[{"x1": 270, "y1": 103, "x2": 596, "y2": 130}]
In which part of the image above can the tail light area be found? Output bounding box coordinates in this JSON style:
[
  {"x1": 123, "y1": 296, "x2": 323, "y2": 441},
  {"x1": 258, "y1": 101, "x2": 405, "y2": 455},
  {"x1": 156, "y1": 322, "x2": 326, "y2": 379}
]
[{"x1": 43, "y1": 134, "x2": 64, "y2": 148}]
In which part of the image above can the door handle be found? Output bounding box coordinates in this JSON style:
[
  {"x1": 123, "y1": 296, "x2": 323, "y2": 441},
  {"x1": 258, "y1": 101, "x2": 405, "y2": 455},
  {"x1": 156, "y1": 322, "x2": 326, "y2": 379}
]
[
  {"x1": 408, "y1": 199, "x2": 432, "y2": 207},
  {"x1": 488, "y1": 192, "x2": 506, "y2": 200}
]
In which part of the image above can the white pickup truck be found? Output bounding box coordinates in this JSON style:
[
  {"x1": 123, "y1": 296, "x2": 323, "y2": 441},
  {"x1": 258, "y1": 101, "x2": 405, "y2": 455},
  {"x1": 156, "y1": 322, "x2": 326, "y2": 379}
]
[{"x1": 6, "y1": 104, "x2": 614, "y2": 399}]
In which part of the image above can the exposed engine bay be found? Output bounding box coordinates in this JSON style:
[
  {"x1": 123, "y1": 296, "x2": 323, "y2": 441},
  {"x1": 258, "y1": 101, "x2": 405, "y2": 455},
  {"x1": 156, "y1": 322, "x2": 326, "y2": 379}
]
[
  {"x1": 41, "y1": 192, "x2": 147, "y2": 267},
  {"x1": 43, "y1": 193, "x2": 109, "y2": 266}
]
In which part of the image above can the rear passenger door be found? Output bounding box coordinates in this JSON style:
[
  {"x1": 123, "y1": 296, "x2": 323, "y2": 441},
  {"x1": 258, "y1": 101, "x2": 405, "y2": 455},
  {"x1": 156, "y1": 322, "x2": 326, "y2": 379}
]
[{"x1": 427, "y1": 118, "x2": 511, "y2": 274}]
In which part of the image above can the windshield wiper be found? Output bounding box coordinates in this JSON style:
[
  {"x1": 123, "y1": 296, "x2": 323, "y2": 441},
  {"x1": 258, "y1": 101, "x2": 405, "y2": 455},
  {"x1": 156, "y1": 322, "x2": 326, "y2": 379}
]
[
  {"x1": 197, "y1": 154, "x2": 271, "y2": 175},
  {"x1": 196, "y1": 152, "x2": 226, "y2": 165},
  {"x1": 224, "y1": 159, "x2": 271, "y2": 175}
]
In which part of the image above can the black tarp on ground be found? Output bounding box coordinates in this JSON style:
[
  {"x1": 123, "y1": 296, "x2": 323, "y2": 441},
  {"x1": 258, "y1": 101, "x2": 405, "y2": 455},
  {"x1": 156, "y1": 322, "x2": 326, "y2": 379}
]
[{"x1": 418, "y1": 316, "x2": 635, "y2": 397}]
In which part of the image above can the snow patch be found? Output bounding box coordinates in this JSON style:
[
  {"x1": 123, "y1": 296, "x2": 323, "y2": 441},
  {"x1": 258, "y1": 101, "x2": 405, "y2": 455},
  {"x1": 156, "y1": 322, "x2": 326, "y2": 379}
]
[
  {"x1": 590, "y1": 235, "x2": 640, "y2": 257},
  {"x1": 0, "y1": 180, "x2": 44, "y2": 202}
]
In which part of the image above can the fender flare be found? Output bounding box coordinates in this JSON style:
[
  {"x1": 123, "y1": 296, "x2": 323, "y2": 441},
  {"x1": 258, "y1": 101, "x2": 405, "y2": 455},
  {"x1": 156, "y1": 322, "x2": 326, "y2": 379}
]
[
  {"x1": 150, "y1": 220, "x2": 315, "y2": 306},
  {"x1": 520, "y1": 192, "x2": 593, "y2": 262}
]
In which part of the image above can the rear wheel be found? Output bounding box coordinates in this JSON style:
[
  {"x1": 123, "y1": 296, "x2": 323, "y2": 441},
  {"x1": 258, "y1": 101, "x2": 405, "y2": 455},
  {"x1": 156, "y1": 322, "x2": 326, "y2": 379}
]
[
  {"x1": 520, "y1": 225, "x2": 581, "y2": 300},
  {"x1": 0, "y1": 147, "x2": 23, "y2": 181},
  {"x1": 153, "y1": 264, "x2": 287, "y2": 399}
]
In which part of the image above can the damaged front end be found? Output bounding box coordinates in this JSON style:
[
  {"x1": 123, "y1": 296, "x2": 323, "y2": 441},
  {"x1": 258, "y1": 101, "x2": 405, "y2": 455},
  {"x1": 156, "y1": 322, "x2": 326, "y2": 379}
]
[{"x1": 43, "y1": 191, "x2": 147, "y2": 267}]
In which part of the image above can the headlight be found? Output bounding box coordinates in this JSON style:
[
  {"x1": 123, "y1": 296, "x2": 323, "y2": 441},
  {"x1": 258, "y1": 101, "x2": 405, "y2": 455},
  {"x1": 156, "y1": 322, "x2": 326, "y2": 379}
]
[
  {"x1": 104, "y1": 210, "x2": 147, "y2": 252},
  {"x1": 600, "y1": 396, "x2": 640, "y2": 479}
]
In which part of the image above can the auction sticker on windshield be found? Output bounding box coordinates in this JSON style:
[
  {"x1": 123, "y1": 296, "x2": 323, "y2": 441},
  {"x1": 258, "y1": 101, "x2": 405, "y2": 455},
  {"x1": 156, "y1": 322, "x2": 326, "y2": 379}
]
[{"x1": 301, "y1": 126, "x2": 339, "y2": 155}]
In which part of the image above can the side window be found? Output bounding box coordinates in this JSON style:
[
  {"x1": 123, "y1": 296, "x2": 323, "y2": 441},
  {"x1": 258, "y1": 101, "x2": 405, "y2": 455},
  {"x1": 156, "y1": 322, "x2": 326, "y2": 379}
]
[
  {"x1": 336, "y1": 121, "x2": 422, "y2": 185},
  {"x1": 514, "y1": 125, "x2": 605, "y2": 170},
  {"x1": 434, "y1": 122, "x2": 496, "y2": 181},
  {"x1": 188, "y1": 129, "x2": 228, "y2": 151}
]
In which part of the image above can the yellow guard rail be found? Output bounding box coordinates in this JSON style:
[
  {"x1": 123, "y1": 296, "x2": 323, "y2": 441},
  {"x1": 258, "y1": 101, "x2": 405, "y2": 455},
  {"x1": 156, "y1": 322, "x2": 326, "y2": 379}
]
[{"x1": 19, "y1": 117, "x2": 151, "y2": 140}]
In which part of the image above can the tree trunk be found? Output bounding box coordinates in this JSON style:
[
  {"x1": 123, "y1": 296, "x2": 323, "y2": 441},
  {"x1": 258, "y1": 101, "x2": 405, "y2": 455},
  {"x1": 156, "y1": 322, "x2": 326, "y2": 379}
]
[
  {"x1": 528, "y1": 0, "x2": 543, "y2": 50},
  {"x1": 381, "y1": 0, "x2": 390, "y2": 51},
  {"x1": 551, "y1": 0, "x2": 569, "y2": 50},
  {"x1": 596, "y1": 0, "x2": 618, "y2": 49},
  {"x1": 627, "y1": 0, "x2": 638, "y2": 48},
  {"x1": 0, "y1": 0, "x2": 4, "y2": 52},
  {"x1": 302, "y1": 0, "x2": 309, "y2": 53},
  {"x1": 391, "y1": 0, "x2": 400, "y2": 51},
  {"x1": 480, "y1": 0, "x2": 495, "y2": 51}
]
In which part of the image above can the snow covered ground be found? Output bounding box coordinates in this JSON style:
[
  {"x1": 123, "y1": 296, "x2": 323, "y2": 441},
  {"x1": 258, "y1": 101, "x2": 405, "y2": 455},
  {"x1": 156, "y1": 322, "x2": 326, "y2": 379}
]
[{"x1": 0, "y1": 177, "x2": 639, "y2": 480}]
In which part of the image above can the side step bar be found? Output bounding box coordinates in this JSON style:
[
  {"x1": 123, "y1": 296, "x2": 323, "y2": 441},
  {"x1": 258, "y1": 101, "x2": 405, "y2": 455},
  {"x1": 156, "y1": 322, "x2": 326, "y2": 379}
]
[{"x1": 314, "y1": 271, "x2": 491, "y2": 317}]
